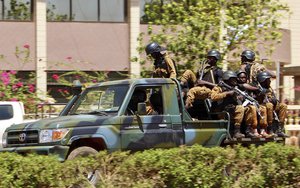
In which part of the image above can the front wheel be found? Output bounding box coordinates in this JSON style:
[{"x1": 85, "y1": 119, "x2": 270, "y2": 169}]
[{"x1": 67, "y1": 146, "x2": 99, "y2": 186}]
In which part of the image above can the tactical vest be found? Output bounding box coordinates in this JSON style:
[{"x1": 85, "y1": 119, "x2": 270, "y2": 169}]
[{"x1": 201, "y1": 66, "x2": 222, "y2": 84}]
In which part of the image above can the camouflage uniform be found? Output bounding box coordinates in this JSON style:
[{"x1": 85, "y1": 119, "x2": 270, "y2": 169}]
[
  {"x1": 153, "y1": 52, "x2": 177, "y2": 79},
  {"x1": 180, "y1": 70, "x2": 197, "y2": 88},
  {"x1": 256, "y1": 88, "x2": 287, "y2": 126},
  {"x1": 211, "y1": 86, "x2": 244, "y2": 128},
  {"x1": 182, "y1": 65, "x2": 223, "y2": 104},
  {"x1": 185, "y1": 86, "x2": 212, "y2": 108},
  {"x1": 245, "y1": 62, "x2": 266, "y2": 84}
]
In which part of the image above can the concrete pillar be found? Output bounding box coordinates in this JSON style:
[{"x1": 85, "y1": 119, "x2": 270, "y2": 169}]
[
  {"x1": 129, "y1": 0, "x2": 140, "y2": 78},
  {"x1": 35, "y1": 0, "x2": 47, "y2": 100}
]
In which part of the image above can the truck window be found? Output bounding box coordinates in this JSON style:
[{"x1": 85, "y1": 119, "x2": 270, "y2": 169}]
[
  {"x1": 127, "y1": 86, "x2": 163, "y2": 115},
  {"x1": 70, "y1": 85, "x2": 129, "y2": 114},
  {"x1": 0, "y1": 105, "x2": 13, "y2": 120}
]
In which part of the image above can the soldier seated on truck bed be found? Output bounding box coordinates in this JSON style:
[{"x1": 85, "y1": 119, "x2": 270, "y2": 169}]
[{"x1": 210, "y1": 71, "x2": 245, "y2": 139}]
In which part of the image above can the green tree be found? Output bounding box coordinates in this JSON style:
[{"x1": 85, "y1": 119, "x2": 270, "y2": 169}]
[{"x1": 137, "y1": 0, "x2": 289, "y2": 76}]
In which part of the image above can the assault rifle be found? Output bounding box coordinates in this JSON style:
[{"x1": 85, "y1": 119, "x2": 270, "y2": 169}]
[
  {"x1": 198, "y1": 59, "x2": 208, "y2": 80},
  {"x1": 219, "y1": 81, "x2": 263, "y2": 119},
  {"x1": 257, "y1": 83, "x2": 280, "y2": 122}
]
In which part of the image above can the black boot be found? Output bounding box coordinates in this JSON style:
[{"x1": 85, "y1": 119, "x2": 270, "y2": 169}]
[
  {"x1": 234, "y1": 127, "x2": 245, "y2": 139},
  {"x1": 276, "y1": 126, "x2": 288, "y2": 138},
  {"x1": 245, "y1": 126, "x2": 260, "y2": 138}
]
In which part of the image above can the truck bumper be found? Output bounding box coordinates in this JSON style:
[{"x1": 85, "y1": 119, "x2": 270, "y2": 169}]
[{"x1": 0, "y1": 145, "x2": 70, "y2": 161}]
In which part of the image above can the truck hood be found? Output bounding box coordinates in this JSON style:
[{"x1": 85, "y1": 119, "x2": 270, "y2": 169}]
[{"x1": 7, "y1": 114, "x2": 118, "y2": 131}]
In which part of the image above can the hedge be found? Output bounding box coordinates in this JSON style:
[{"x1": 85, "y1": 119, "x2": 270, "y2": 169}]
[{"x1": 0, "y1": 143, "x2": 299, "y2": 188}]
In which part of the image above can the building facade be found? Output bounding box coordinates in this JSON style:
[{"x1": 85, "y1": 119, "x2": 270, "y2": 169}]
[{"x1": 0, "y1": 0, "x2": 298, "y2": 103}]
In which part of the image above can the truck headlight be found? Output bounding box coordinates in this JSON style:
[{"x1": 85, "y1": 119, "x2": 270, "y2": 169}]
[
  {"x1": 39, "y1": 129, "x2": 69, "y2": 143},
  {"x1": 2, "y1": 132, "x2": 7, "y2": 148}
]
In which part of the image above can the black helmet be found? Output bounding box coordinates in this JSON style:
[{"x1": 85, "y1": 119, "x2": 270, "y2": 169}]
[
  {"x1": 207, "y1": 49, "x2": 221, "y2": 60},
  {"x1": 257, "y1": 71, "x2": 271, "y2": 83},
  {"x1": 236, "y1": 69, "x2": 247, "y2": 77},
  {"x1": 241, "y1": 50, "x2": 255, "y2": 61},
  {"x1": 222, "y1": 70, "x2": 237, "y2": 81},
  {"x1": 145, "y1": 42, "x2": 161, "y2": 55}
]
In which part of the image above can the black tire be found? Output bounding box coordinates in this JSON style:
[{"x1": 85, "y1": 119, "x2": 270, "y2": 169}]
[
  {"x1": 67, "y1": 146, "x2": 98, "y2": 160},
  {"x1": 67, "y1": 147, "x2": 99, "y2": 187}
]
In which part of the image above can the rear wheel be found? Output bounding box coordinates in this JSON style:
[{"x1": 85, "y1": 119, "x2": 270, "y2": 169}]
[{"x1": 67, "y1": 147, "x2": 99, "y2": 186}]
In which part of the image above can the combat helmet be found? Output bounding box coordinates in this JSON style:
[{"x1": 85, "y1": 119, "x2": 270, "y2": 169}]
[
  {"x1": 207, "y1": 49, "x2": 221, "y2": 60},
  {"x1": 222, "y1": 70, "x2": 237, "y2": 81},
  {"x1": 145, "y1": 42, "x2": 161, "y2": 55},
  {"x1": 236, "y1": 69, "x2": 247, "y2": 77},
  {"x1": 257, "y1": 71, "x2": 271, "y2": 83},
  {"x1": 241, "y1": 50, "x2": 255, "y2": 61}
]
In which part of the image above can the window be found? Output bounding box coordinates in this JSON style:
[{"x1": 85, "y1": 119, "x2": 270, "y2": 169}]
[
  {"x1": 0, "y1": 105, "x2": 13, "y2": 120},
  {"x1": 0, "y1": 0, "x2": 32, "y2": 21},
  {"x1": 47, "y1": 0, "x2": 70, "y2": 21},
  {"x1": 71, "y1": 85, "x2": 129, "y2": 114},
  {"x1": 127, "y1": 86, "x2": 163, "y2": 115},
  {"x1": 47, "y1": 0, "x2": 126, "y2": 22}
]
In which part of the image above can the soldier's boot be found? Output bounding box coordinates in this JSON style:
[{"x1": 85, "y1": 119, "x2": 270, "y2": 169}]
[
  {"x1": 276, "y1": 125, "x2": 289, "y2": 138},
  {"x1": 267, "y1": 125, "x2": 277, "y2": 138},
  {"x1": 260, "y1": 129, "x2": 274, "y2": 138},
  {"x1": 245, "y1": 126, "x2": 261, "y2": 138},
  {"x1": 233, "y1": 127, "x2": 245, "y2": 139}
]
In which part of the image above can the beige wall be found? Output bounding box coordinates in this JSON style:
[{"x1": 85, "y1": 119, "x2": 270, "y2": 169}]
[
  {"x1": 0, "y1": 22, "x2": 129, "y2": 71},
  {"x1": 280, "y1": 0, "x2": 300, "y2": 102}
]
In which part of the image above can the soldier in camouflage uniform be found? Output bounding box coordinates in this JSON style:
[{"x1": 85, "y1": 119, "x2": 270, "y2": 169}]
[
  {"x1": 184, "y1": 50, "x2": 223, "y2": 108},
  {"x1": 240, "y1": 50, "x2": 276, "y2": 85},
  {"x1": 145, "y1": 42, "x2": 177, "y2": 79},
  {"x1": 236, "y1": 70, "x2": 271, "y2": 138},
  {"x1": 256, "y1": 71, "x2": 288, "y2": 137},
  {"x1": 211, "y1": 71, "x2": 245, "y2": 138}
]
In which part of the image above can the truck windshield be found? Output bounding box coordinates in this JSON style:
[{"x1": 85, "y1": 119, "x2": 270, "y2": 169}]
[{"x1": 70, "y1": 84, "x2": 129, "y2": 114}]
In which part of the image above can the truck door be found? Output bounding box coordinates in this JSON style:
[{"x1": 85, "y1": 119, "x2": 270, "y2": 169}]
[{"x1": 120, "y1": 85, "x2": 183, "y2": 151}]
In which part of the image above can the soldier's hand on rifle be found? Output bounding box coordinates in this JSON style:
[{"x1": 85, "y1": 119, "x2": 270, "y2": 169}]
[
  {"x1": 225, "y1": 90, "x2": 235, "y2": 96},
  {"x1": 237, "y1": 95, "x2": 244, "y2": 102},
  {"x1": 259, "y1": 88, "x2": 268, "y2": 95}
]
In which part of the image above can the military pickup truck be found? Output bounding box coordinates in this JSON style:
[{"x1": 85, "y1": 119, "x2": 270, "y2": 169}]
[{"x1": 1, "y1": 78, "x2": 283, "y2": 161}]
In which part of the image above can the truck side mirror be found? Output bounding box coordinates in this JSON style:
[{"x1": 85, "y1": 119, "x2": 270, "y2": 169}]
[
  {"x1": 71, "y1": 80, "x2": 82, "y2": 95},
  {"x1": 137, "y1": 102, "x2": 147, "y2": 115}
]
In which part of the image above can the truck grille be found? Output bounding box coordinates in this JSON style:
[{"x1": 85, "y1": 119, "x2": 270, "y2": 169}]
[{"x1": 7, "y1": 130, "x2": 39, "y2": 145}]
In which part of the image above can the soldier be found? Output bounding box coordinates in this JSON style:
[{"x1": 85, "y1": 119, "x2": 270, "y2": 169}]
[
  {"x1": 256, "y1": 71, "x2": 288, "y2": 137},
  {"x1": 236, "y1": 70, "x2": 270, "y2": 138},
  {"x1": 240, "y1": 50, "x2": 276, "y2": 85},
  {"x1": 145, "y1": 42, "x2": 177, "y2": 79},
  {"x1": 127, "y1": 89, "x2": 147, "y2": 115},
  {"x1": 184, "y1": 50, "x2": 223, "y2": 108},
  {"x1": 180, "y1": 49, "x2": 223, "y2": 89},
  {"x1": 147, "y1": 92, "x2": 163, "y2": 115},
  {"x1": 210, "y1": 71, "x2": 245, "y2": 138}
]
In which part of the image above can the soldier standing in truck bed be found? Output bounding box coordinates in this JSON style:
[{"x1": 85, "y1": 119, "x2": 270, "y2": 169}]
[{"x1": 145, "y1": 42, "x2": 177, "y2": 79}]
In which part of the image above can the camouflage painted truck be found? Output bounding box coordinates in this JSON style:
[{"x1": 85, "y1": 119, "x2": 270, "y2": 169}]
[{"x1": 1, "y1": 78, "x2": 283, "y2": 161}]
